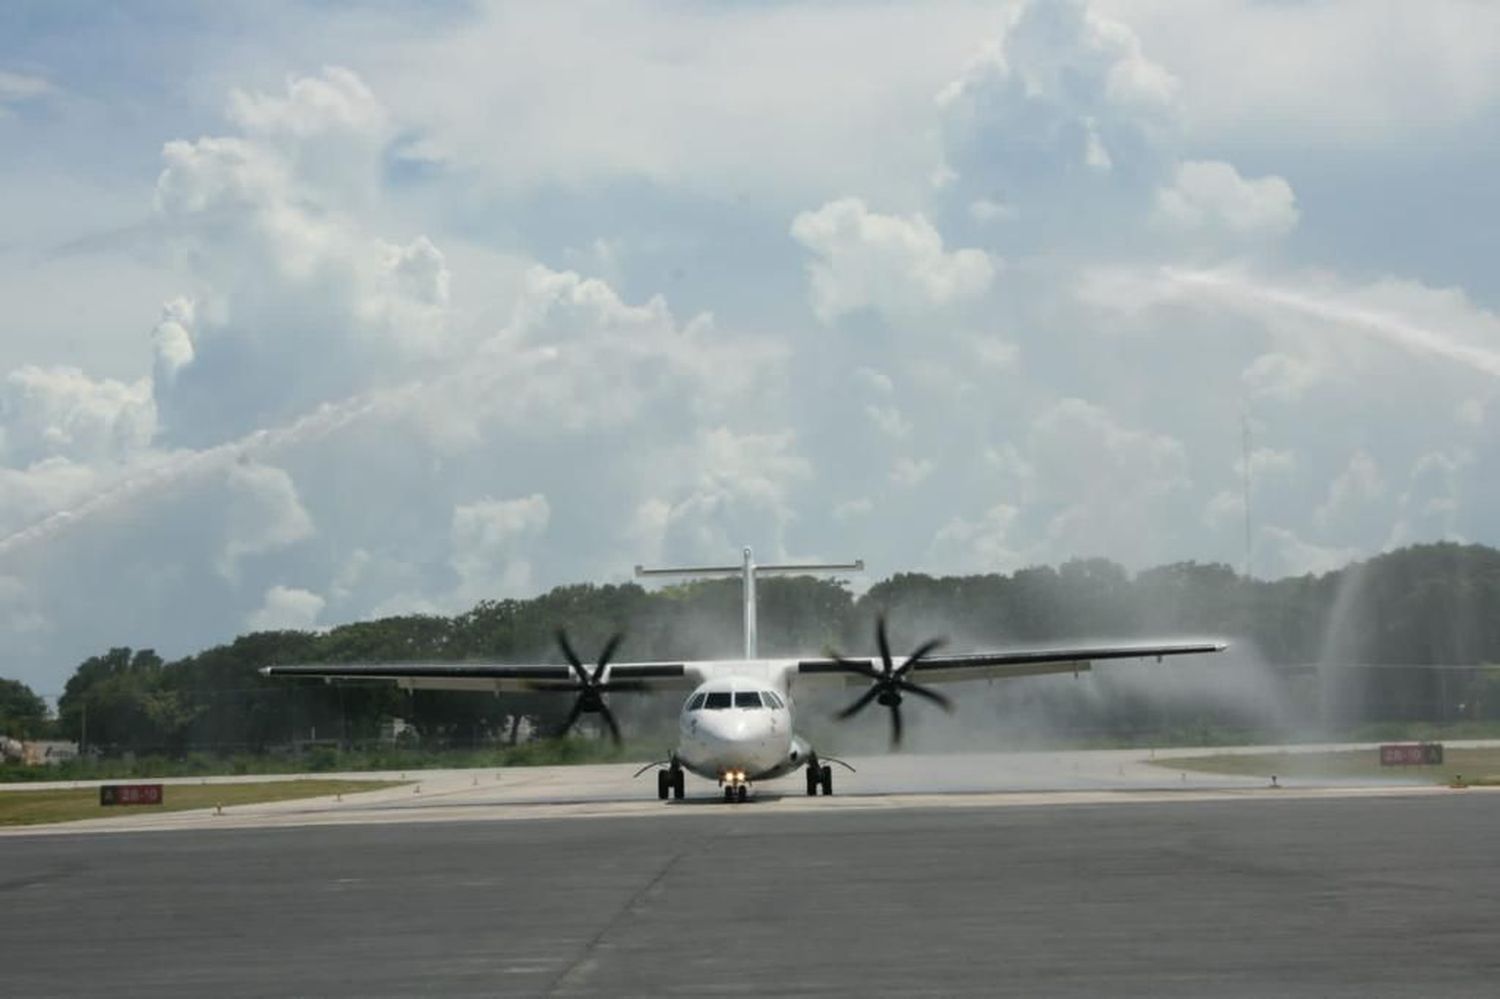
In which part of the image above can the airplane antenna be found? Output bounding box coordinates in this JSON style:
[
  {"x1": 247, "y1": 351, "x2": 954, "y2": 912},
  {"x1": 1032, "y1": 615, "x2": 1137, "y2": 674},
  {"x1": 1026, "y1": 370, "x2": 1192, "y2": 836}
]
[{"x1": 635, "y1": 547, "x2": 864, "y2": 659}]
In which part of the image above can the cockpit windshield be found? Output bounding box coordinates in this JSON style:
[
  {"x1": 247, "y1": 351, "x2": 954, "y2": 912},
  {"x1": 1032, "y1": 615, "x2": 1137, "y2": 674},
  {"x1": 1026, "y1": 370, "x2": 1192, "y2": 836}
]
[
  {"x1": 702, "y1": 692, "x2": 732, "y2": 709},
  {"x1": 734, "y1": 691, "x2": 763, "y2": 708}
]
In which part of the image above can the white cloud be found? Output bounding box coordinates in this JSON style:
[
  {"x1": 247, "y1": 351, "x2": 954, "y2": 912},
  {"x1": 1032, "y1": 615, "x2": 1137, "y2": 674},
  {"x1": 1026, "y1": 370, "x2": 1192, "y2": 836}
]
[
  {"x1": 791, "y1": 198, "x2": 995, "y2": 324},
  {"x1": 932, "y1": 503, "x2": 1023, "y2": 574},
  {"x1": 865, "y1": 404, "x2": 912, "y2": 441},
  {"x1": 1385, "y1": 449, "x2": 1472, "y2": 549},
  {"x1": 891, "y1": 457, "x2": 935, "y2": 488},
  {"x1": 1243, "y1": 352, "x2": 1323, "y2": 402},
  {"x1": 1106, "y1": 0, "x2": 1500, "y2": 146},
  {"x1": 1235, "y1": 447, "x2": 1296, "y2": 480},
  {"x1": 245, "y1": 585, "x2": 326, "y2": 632},
  {"x1": 0, "y1": 71, "x2": 54, "y2": 114},
  {"x1": 219, "y1": 462, "x2": 315, "y2": 578},
  {"x1": 1155, "y1": 160, "x2": 1299, "y2": 238},
  {"x1": 1026, "y1": 398, "x2": 1191, "y2": 562},
  {"x1": 833, "y1": 497, "x2": 874, "y2": 522},
  {"x1": 0, "y1": 366, "x2": 156, "y2": 466},
  {"x1": 1315, "y1": 450, "x2": 1384, "y2": 528},
  {"x1": 150, "y1": 298, "x2": 196, "y2": 388},
  {"x1": 936, "y1": 0, "x2": 1179, "y2": 220},
  {"x1": 151, "y1": 67, "x2": 456, "y2": 447},
  {"x1": 450, "y1": 494, "x2": 551, "y2": 600},
  {"x1": 631, "y1": 428, "x2": 811, "y2": 566},
  {"x1": 1203, "y1": 489, "x2": 1244, "y2": 531},
  {"x1": 1261, "y1": 525, "x2": 1360, "y2": 578}
]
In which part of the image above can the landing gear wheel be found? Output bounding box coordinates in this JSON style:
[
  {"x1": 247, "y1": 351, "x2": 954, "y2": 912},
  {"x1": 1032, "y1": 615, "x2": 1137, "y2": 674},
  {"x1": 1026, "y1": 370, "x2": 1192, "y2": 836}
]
[
  {"x1": 806, "y1": 764, "x2": 819, "y2": 796},
  {"x1": 657, "y1": 770, "x2": 670, "y2": 800},
  {"x1": 736, "y1": 784, "x2": 748, "y2": 803},
  {"x1": 671, "y1": 768, "x2": 685, "y2": 800},
  {"x1": 724, "y1": 785, "x2": 735, "y2": 804},
  {"x1": 820, "y1": 764, "x2": 833, "y2": 796}
]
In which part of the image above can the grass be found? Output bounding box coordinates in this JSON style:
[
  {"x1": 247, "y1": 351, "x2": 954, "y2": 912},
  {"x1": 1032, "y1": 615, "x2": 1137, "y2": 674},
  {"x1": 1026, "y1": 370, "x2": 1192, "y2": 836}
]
[
  {"x1": 1161, "y1": 747, "x2": 1500, "y2": 785},
  {"x1": 0, "y1": 737, "x2": 656, "y2": 784},
  {"x1": 0, "y1": 779, "x2": 404, "y2": 827}
]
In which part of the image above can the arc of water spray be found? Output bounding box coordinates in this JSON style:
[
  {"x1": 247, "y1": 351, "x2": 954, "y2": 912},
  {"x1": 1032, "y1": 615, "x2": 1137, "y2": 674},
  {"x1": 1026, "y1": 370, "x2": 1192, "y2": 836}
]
[
  {"x1": 0, "y1": 359, "x2": 503, "y2": 560},
  {"x1": 1161, "y1": 268, "x2": 1500, "y2": 382}
]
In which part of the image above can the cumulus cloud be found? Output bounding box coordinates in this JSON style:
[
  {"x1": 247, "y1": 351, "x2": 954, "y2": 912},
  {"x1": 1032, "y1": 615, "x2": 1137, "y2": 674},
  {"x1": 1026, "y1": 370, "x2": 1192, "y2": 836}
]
[
  {"x1": 450, "y1": 494, "x2": 551, "y2": 600},
  {"x1": 932, "y1": 503, "x2": 1023, "y2": 574},
  {"x1": 151, "y1": 67, "x2": 454, "y2": 447},
  {"x1": 1027, "y1": 398, "x2": 1191, "y2": 560},
  {"x1": 631, "y1": 428, "x2": 811, "y2": 566},
  {"x1": 935, "y1": 0, "x2": 1179, "y2": 235},
  {"x1": 1261, "y1": 526, "x2": 1360, "y2": 578},
  {"x1": 0, "y1": 366, "x2": 155, "y2": 466},
  {"x1": 2, "y1": 3, "x2": 1498, "y2": 692},
  {"x1": 1315, "y1": 450, "x2": 1385, "y2": 528},
  {"x1": 219, "y1": 462, "x2": 315, "y2": 578},
  {"x1": 245, "y1": 584, "x2": 325, "y2": 632},
  {"x1": 791, "y1": 198, "x2": 995, "y2": 324},
  {"x1": 1155, "y1": 160, "x2": 1299, "y2": 238},
  {"x1": 150, "y1": 298, "x2": 196, "y2": 389}
]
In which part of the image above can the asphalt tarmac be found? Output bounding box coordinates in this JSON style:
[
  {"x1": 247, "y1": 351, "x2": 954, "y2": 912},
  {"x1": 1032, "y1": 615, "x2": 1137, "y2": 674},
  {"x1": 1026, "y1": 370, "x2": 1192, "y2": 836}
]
[{"x1": 6, "y1": 792, "x2": 1499, "y2": 997}]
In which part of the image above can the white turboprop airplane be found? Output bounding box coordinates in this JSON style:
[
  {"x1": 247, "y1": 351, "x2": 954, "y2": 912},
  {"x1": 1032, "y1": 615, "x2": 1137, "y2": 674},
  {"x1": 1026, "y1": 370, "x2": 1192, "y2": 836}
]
[{"x1": 261, "y1": 548, "x2": 1227, "y2": 803}]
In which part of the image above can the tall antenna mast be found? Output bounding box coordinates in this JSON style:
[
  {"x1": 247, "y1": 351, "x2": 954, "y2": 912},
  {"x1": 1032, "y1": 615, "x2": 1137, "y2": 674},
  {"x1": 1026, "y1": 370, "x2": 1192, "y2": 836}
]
[
  {"x1": 1241, "y1": 411, "x2": 1253, "y2": 580},
  {"x1": 636, "y1": 546, "x2": 864, "y2": 659}
]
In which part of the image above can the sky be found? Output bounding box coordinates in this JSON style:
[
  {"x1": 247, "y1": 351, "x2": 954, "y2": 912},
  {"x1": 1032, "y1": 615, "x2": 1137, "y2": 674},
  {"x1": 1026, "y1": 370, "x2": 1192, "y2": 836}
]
[{"x1": 1, "y1": 0, "x2": 1498, "y2": 692}]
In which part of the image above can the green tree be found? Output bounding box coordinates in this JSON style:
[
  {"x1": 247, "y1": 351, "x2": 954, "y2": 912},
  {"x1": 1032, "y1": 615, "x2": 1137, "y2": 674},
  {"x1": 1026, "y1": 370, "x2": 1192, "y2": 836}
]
[{"x1": 0, "y1": 677, "x2": 48, "y2": 738}]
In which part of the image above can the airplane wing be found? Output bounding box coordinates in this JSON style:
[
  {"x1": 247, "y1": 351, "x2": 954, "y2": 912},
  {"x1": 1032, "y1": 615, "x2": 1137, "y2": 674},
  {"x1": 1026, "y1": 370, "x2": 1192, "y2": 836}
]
[
  {"x1": 791, "y1": 639, "x2": 1227, "y2": 686},
  {"x1": 257, "y1": 660, "x2": 704, "y2": 692}
]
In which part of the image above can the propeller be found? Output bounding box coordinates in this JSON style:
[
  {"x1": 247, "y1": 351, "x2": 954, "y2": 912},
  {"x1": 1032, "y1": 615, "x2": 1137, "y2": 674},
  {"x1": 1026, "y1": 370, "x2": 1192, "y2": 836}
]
[
  {"x1": 555, "y1": 630, "x2": 642, "y2": 746},
  {"x1": 830, "y1": 616, "x2": 952, "y2": 747}
]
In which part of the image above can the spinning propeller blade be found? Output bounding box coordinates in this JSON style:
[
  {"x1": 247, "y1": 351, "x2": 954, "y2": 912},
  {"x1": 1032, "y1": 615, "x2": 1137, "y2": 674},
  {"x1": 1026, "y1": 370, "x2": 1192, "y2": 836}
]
[{"x1": 828, "y1": 615, "x2": 951, "y2": 747}]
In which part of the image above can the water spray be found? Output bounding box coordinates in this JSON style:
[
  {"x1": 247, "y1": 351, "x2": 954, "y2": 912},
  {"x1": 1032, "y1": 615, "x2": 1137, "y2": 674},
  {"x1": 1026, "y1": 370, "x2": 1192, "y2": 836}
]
[{"x1": 1162, "y1": 268, "x2": 1500, "y2": 381}]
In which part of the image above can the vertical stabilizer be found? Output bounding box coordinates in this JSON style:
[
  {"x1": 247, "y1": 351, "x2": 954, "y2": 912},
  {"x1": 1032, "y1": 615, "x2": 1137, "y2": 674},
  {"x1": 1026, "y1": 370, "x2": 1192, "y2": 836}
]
[{"x1": 635, "y1": 548, "x2": 864, "y2": 659}]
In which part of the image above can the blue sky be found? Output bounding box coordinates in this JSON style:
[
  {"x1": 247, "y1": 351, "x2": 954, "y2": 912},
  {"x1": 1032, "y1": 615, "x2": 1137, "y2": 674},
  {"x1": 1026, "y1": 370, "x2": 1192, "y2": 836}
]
[{"x1": 2, "y1": 0, "x2": 1499, "y2": 692}]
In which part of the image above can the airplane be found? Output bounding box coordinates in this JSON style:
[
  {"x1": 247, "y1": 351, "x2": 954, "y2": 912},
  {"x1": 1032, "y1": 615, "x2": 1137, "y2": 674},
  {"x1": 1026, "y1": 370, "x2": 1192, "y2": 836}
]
[{"x1": 261, "y1": 548, "x2": 1227, "y2": 803}]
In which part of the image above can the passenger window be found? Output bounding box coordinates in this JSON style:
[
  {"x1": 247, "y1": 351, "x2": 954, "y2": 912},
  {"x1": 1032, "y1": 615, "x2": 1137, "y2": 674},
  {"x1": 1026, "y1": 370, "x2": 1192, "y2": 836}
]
[
  {"x1": 703, "y1": 692, "x2": 732, "y2": 710},
  {"x1": 734, "y1": 691, "x2": 763, "y2": 708},
  {"x1": 687, "y1": 693, "x2": 706, "y2": 711}
]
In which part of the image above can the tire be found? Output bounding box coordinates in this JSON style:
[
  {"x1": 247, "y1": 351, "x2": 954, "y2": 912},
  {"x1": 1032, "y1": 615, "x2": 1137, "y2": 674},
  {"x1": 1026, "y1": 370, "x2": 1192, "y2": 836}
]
[
  {"x1": 657, "y1": 770, "x2": 669, "y2": 800},
  {"x1": 820, "y1": 765, "x2": 833, "y2": 796},
  {"x1": 724, "y1": 785, "x2": 735, "y2": 803},
  {"x1": 806, "y1": 766, "x2": 819, "y2": 796},
  {"x1": 736, "y1": 784, "x2": 748, "y2": 803},
  {"x1": 671, "y1": 769, "x2": 685, "y2": 800}
]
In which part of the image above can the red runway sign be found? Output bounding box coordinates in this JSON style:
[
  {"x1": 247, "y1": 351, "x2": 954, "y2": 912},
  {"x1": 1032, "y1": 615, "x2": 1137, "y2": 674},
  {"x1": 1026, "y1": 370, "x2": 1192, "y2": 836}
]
[
  {"x1": 99, "y1": 784, "x2": 164, "y2": 806},
  {"x1": 1379, "y1": 743, "x2": 1443, "y2": 766}
]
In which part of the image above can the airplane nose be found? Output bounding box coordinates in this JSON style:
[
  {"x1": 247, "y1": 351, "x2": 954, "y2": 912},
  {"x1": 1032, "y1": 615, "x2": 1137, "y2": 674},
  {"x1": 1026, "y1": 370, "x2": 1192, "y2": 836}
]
[{"x1": 698, "y1": 711, "x2": 752, "y2": 742}]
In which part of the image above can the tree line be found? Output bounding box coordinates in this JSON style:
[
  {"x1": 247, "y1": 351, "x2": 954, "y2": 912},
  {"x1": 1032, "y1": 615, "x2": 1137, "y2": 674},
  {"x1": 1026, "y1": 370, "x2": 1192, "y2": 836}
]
[{"x1": 5, "y1": 542, "x2": 1500, "y2": 756}]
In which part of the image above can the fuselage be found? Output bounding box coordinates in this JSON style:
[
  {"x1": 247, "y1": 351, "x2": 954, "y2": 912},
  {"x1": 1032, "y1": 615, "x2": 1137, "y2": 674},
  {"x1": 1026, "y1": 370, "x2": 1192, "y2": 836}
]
[{"x1": 675, "y1": 673, "x2": 808, "y2": 783}]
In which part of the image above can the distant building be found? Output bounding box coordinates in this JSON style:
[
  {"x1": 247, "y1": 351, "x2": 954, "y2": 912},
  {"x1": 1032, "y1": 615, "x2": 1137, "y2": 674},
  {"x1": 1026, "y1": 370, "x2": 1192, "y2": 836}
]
[{"x1": 21, "y1": 741, "x2": 79, "y2": 766}]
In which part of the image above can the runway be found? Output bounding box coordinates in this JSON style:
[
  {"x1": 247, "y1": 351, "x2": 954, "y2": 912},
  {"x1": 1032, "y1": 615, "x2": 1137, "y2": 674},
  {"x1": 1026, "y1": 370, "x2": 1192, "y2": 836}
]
[
  {"x1": 6, "y1": 792, "x2": 1500, "y2": 997},
  {"x1": 0, "y1": 743, "x2": 1463, "y2": 837}
]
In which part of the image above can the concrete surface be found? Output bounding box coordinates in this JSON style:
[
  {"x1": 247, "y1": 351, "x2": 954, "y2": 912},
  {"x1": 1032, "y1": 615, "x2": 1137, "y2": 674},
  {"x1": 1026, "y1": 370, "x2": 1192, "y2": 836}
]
[{"x1": 4, "y1": 792, "x2": 1499, "y2": 997}]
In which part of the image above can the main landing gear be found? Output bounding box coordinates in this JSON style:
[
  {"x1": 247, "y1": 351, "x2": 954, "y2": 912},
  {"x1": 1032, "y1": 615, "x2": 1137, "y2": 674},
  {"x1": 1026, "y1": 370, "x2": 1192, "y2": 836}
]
[
  {"x1": 656, "y1": 765, "x2": 685, "y2": 801},
  {"x1": 806, "y1": 761, "x2": 833, "y2": 796}
]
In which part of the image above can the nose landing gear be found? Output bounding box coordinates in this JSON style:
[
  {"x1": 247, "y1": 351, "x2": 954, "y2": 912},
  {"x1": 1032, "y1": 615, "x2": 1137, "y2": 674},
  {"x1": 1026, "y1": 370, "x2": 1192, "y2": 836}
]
[{"x1": 720, "y1": 769, "x2": 750, "y2": 803}]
